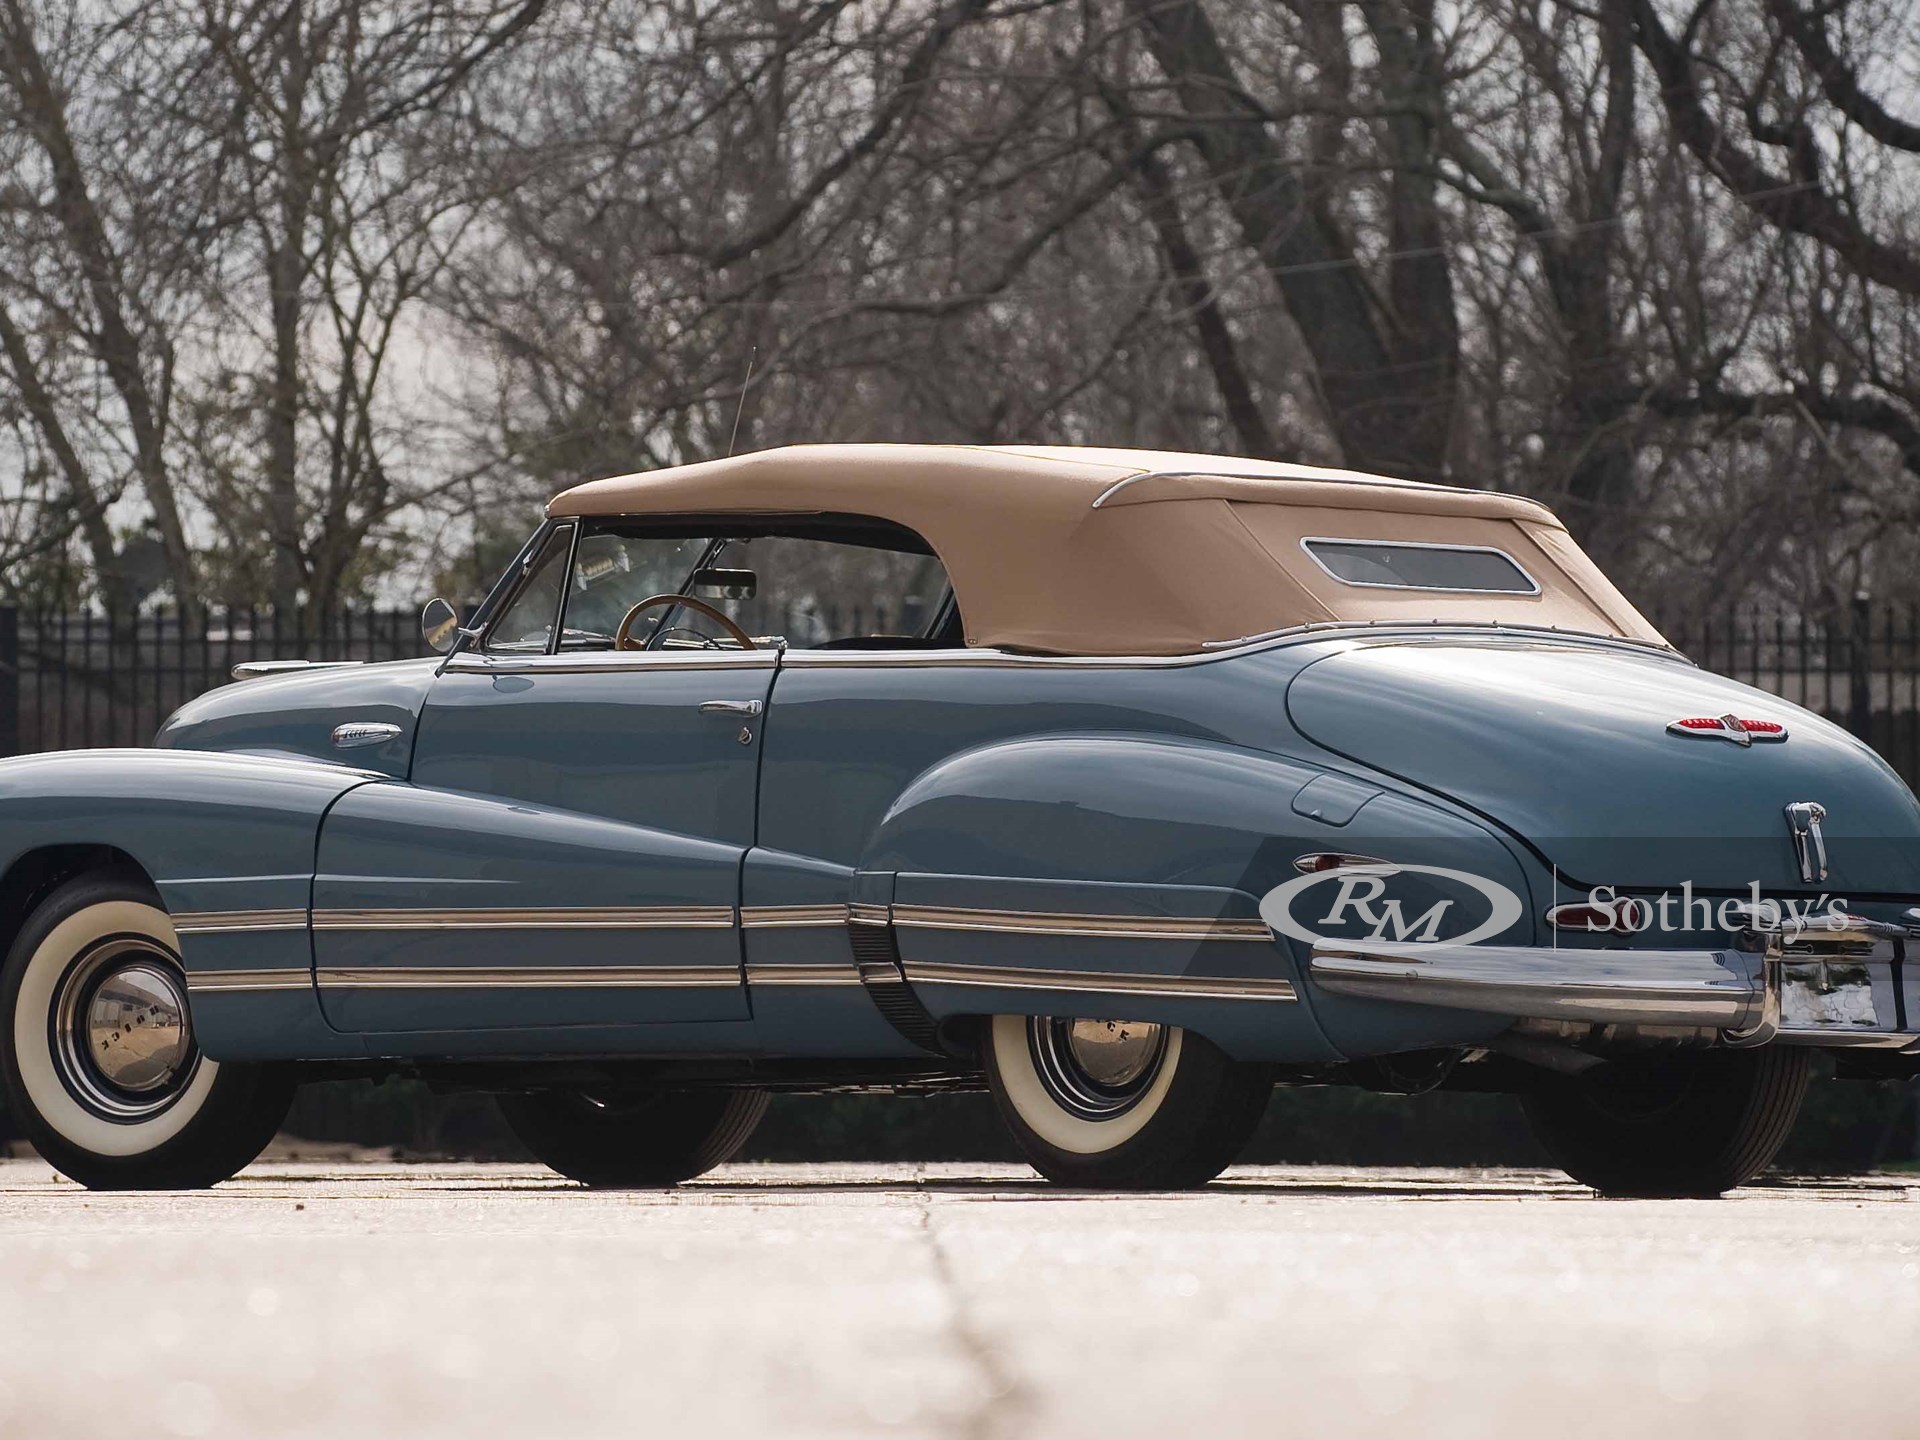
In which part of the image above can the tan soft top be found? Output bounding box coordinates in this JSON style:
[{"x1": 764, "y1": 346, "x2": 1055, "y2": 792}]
[{"x1": 548, "y1": 444, "x2": 1663, "y2": 656}]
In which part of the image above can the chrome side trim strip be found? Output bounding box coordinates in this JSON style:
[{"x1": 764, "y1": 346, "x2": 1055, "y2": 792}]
[
  {"x1": 848, "y1": 902, "x2": 892, "y2": 928},
  {"x1": 891, "y1": 904, "x2": 1271, "y2": 942},
  {"x1": 779, "y1": 623, "x2": 1681, "y2": 669},
  {"x1": 740, "y1": 904, "x2": 851, "y2": 929},
  {"x1": 310, "y1": 905, "x2": 736, "y2": 931},
  {"x1": 901, "y1": 961, "x2": 1297, "y2": 1002},
  {"x1": 745, "y1": 963, "x2": 865, "y2": 988},
  {"x1": 1308, "y1": 943, "x2": 1766, "y2": 1028},
  {"x1": 171, "y1": 909, "x2": 309, "y2": 935},
  {"x1": 231, "y1": 659, "x2": 363, "y2": 680},
  {"x1": 446, "y1": 651, "x2": 776, "y2": 676},
  {"x1": 316, "y1": 965, "x2": 741, "y2": 990},
  {"x1": 185, "y1": 968, "x2": 314, "y2": 993}
]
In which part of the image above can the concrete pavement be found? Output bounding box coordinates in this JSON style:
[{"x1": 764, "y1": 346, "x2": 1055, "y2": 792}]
[{"x1": 0, "y1": 1156, "x2": 1916, "y2": 1439}]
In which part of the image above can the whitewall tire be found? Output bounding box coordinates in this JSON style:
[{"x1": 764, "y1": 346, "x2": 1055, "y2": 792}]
[
  {"x1": 1, "y1": 872, "x2": 292, "y2": 1189},
  {"x1": 982, "y1": 1014, "x2": 1272, "y2": 1188}
]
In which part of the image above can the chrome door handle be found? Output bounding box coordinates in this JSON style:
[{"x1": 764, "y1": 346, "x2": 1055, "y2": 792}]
[
  {"x1": 332, "y1": 721, "x2": 402, "y2": 749},
  {"x1": 698, "y1": 699, "x2": 763, "y2": 717}
]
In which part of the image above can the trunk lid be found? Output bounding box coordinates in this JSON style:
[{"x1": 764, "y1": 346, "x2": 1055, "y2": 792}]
[{"x1": 1285, "y1": 638, "x2": 1920, "y2": 896}]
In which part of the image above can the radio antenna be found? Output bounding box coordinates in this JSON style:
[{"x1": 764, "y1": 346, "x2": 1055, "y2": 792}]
[{"x1": 726, "y1": 347, "x2": 757, "y2": 457}]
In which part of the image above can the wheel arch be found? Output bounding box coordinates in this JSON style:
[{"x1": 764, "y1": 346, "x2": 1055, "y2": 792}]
[{"x1": 0, "y1": 844, "x2": 155, "y2": 966}]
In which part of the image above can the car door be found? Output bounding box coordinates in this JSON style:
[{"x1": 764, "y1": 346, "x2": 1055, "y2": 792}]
[{"x1": 311, "y1": 523, "x2": 774, "y2": 1036}]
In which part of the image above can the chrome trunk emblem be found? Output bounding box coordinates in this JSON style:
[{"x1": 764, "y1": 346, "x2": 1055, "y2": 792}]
[
  {"x1": 1666, "y1": 713, "x2": 1788, "y2": 744},
  {"x1": 1784, "y1": 801, "x2": 1829, "y2": 883}
]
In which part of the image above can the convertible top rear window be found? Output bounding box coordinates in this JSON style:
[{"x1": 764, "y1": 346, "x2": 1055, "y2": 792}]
[{"x1": 1301, "y1": 538, "x2": 1538, "y2": 595}]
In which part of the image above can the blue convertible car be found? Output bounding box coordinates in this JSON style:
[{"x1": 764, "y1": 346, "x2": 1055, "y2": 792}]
[{"x1": 4, "y1": 444, "x2": 1917, "y2": 1193}]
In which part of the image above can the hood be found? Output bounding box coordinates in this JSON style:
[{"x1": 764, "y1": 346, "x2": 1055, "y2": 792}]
[
  {"x1": 1286, "y1": 638, "x2": 1920, "y2": 896},
  {"x1": 154, "y1": 658, "x2": 438, "y2": 778}
]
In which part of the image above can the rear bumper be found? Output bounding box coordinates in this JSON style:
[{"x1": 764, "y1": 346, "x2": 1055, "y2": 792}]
[{"x1": 1308, "y1": 911, "x2": 1920, "y2": 1051}]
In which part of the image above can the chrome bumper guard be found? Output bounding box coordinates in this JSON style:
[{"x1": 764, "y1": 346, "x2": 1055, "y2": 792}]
[{"x1": 1309, "y1": 907, "x2": 1920, "y2": 1050}]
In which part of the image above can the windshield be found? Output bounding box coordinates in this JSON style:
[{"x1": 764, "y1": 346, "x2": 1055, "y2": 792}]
[{"x1": 563, "y1": 532, "x2": 711, "y2": 645}]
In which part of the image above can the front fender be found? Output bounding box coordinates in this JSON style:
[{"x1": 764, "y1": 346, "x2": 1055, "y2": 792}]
[{"x1": 0, "y1": 748, "x2": 378, "y2": 1059}]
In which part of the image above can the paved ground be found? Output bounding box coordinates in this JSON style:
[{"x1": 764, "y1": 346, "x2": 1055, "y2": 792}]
[{"x1": 0, "y1": 1157, "x2": 1916, "y2": 1440}]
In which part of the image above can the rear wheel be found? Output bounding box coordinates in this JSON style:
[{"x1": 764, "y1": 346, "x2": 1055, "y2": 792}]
[
  {"x1": 982, "y1": 1014, "x2": 1271, "y2": 1189},
  {"x1": 496, "y1": 1086, "x2": 769, "y2": 1186},
  {"x1": 1522, "y1": 1045, "x2": 1811, "y2": 1197},
  {"x1": 1, "y1": 873, "x2": 293, "y2": 1189}
]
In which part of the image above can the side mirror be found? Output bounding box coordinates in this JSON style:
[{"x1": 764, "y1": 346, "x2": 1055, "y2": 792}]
[
  {"x1": 421, "y1": 597, "x2": 464, "y2": 654},
  {"x1": 691, "y1": 566, "x2": 757, "y2": 600}
]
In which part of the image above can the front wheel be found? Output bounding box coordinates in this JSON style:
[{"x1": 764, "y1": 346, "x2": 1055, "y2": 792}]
[
  {"x1": 982, "y1": 1015, "x2": 1272, "y2": 1188},
  {"x1": 1, "y1": 873, "x2": 293, "y2": 1189},
  {"x1": 497, "y1": 1086, "x2": 769, "y2": 1186},
  {"x1": 1521, "y1": 1045, "x2": 1811, "y2": 1197}
]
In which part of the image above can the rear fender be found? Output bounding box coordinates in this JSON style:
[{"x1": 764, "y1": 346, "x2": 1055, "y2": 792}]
[
  {"x1": 856, "y1": 733, "x2": 1536, "y2": 1062},
  {"x1": 856, "y1": 735, "x2": 1337, "y2": 1061}
]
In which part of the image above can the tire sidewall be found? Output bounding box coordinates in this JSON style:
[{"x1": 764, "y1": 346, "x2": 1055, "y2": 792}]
[
  {"x1": 2, "y1": 879, "x2": 228, "y2": 1175},
  {"x1": 986, "y1": 1013, "x2": 1185, "y2": 1154}
]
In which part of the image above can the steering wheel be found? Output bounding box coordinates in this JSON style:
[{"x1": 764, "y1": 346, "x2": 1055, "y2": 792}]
[{"x1": 614, "y1": 593, "x2": 758, "y2": 652}]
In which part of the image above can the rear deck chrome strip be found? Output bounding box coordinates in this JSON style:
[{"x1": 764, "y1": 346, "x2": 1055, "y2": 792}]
[
  {"x1": 310, "y1": 906, "x2": 736, "y2": 931},
  {"x1": 901, "y1": 961, "x2": 1297, "y2": 1002},
  {"x1": 890, "y1": 905, "x2": 1271, "y2": 943},
  {"x1": 316, "y1": 965, "x2": 740, "y2": 989}
]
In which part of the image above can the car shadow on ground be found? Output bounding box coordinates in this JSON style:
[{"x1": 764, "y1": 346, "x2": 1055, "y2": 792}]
[{"x1": 0, "y1": 1155, "x2": 1911, "y2": 1201}]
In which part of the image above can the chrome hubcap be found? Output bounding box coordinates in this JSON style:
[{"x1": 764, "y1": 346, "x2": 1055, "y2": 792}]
[
  {"x1": 53, "y1": 940, "x2": 199, "y2": 1120},
  {"x1": 1027, "y1": 1017, "x2": 1168, "y2": 1119}
]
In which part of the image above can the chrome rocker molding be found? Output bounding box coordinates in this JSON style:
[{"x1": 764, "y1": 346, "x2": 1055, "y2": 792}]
[
  {"x1": 171, "y1": 909, "x2": 309, "y2": 936},
  {"x1": 901, "y1": 961, "x2": 1297, "y2": 1003},
  {"x1": 889, "y1": 905, "x2": 1270, "y2": 943},
  {"x1": 1309, "y1": 907, "x2": 1920, "y2": 1051},
  {"x1": 311, "y1": 905, "x2": 736, "y2": 931},
  {"x1": 744, "y1": 963, "x2": 866, "y2": 988},
  {"x1": 741, "y1": 905, "x2": 852, "y2": 929},
  {"x1": 185, "y1": 967, "x2": 315, "y2": 994},
  {"x1": 317, "y1": 965, "x2": 740, "y2": 990}
]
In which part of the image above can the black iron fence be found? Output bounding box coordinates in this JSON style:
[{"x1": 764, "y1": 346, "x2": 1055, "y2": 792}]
[
  {"x1": 1654, "y1": 600, "x2": 1920, "y2": 788},
  {"x1": 0, "y1": 607, "x2": 424, "y2": 755}
]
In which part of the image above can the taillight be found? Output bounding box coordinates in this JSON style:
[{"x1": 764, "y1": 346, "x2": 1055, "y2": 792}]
[{"x1": 1292, "y1": 852, "x2": 1390, "y2": 875}]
